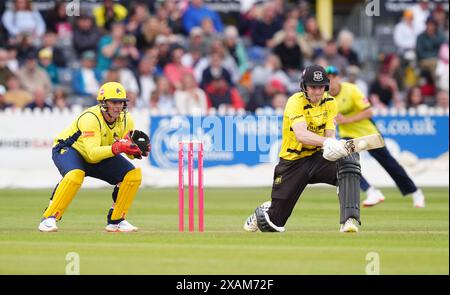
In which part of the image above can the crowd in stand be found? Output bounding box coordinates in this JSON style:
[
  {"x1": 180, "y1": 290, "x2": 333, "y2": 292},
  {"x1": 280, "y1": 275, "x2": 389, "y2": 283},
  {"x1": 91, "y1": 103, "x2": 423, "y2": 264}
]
[{"x1": 0, "y1": 0, "x2": 448, "y2": 114}]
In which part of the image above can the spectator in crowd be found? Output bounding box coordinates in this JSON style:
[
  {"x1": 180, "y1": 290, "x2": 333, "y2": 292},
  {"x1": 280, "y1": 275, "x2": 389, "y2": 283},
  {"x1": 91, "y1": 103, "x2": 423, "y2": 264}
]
[
  {"x1": 383, "y1": 53, "x2": 405, "y2": 92},
  {"x1": 125, "y1": 2, "x2": 149, "y2": 38},
  {"x1": 435, "y1": 42, "x2": 449, "y2": 92},
  {"x1": 73, "y1": 14, "x2": 101, "y2": 58},
  {"x1": 4, "y1": 44, "x2": 19, "y2": 73},
  {"x1": 303, "y1": 16, "x2": 326, "y2": 58},
  {"x1": 223, "y1": 25, "x2": 249, "y2": 77},
  {"x1": 175, "y1": 72, "x2": 208, "y2": 115},
  {"x1": 338, "y1": 29, "x2": 359, "y2": 66},
  {"x1": 17, "y1": 50, "x2": 52, "y2": 97},
  {"x1": 137, "y1": 55, "x2": 158, "y2": 108},
  {"x1": 345, "y1": 65, "x2": 368, "y2": 98},
  {"x1": 43, "y1": 1, "x2": 72, "y2": 39},
  {"x1": 247, "y1": 78, "x2": 287, "y2": 112},
  {"x1": 15, "y1": 32, "x2": 36, "y2": 65},
  {"x1": 111, "y1": 54, "x2": 139, "y2": 101},
  {"x1": 150, "y1": 76, "x2": 175, "y2": 112},
  {"x1": 273, "y1": 29, "x2": 303, "y2": 73},
  {"x1": 72, "y1": 51, "x2": 101, "y2": 101},
  {"x1": 270, "y1": 17, "x2": 312, "y2": 59},
  {"x1": 182, "y1": 0, "x2": 224, "y2": 34},
  {"x1": 200, "y1": 17, "x2": 217, "y2": 48},
  {"x1": 406, "y1": 86, "x2": 426, "y2": 108},
  {"x1": 164, "y1": 46, "x2": 194, "y2": 90},
  {"x1": 251, "y1": 53, "x2": 290, "y2": 91},
  {"x1": 52, "y1": 87, "x2": 70, "y2": 110},
  {"x1": 39, "y1": 31, "x2": 66, "y2": 68},
  {"x1": 38, "y1": 47, "x2": 58, "y2": 86},
  {"x1": 0, "y1": 48, "x2": 14, "y2": 86},
  {"x1": 97, "y1": 22, "x2": 127, "y2": 73},
  {"x1": 436, "y1": 90, "x2": 449, "y2": 109},
  {"x1": 186, "y1": 27, "x2": 208, "y2": 56},
  {"x1": 3, "y1": 74, "x2": 32, "y2": 108},
  {"x1": 1, "y1": 0, "x2": 46, "y2": 41},
  {"x1": 137, "y1": 16, "x2": 159, "y2": 50},
  {"x1": 418, "y1": 70, "x2": 436, "y2": 104},
  {"x1": 393, "y1": 9, "x2": 417, "y2": 56},
  {"x1": 416, "y1": 17, "x2": 446, "y2": 84},
  {"x1": 369, "y1": 69, "x2": 403, "y2": 109},
  {"x1": 0, "y1": 85, "x2": 13, "y2": 110},
  {"x1": 432, "y1": 4, "x2": 448, "y2": 36},
  {"x1": 155, "y1": 35, "x2": 172, "y2": 70},
  {"x1": 159, "y1": 0, "x2": 184, "y2": 35},
  {"x1": 272, "y1": 93, "x2": 288, "y2": 111},
  {"x1": 93, "y1": 0, "x2": 128, "y2": 32},
  {"x1": 411, "y1": 0, "x2": 430, "y2": 35},
  {"x1": 250, "y1": 2, "x2": 282, "y2": 48},
  {"x1": 25, "y1": 87, "x2": 52, "y2": 111},
  {"x1": 203, "y1": 75, "x2": 245, "y2": 111},
  {"x1": 200, "y1": 51, "x2": 233, "y2": 89},
  {"x1": 322, "y1": 40, "x2": 349, "y2": 76}
]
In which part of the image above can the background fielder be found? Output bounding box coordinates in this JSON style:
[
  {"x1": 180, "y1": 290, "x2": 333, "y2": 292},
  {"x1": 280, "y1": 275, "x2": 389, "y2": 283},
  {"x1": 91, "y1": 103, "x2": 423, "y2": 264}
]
[
  {"x1": 38, "y1": 82, "x2": 150, "y2": 232},
  {"x1": 326, "y1": 65, "x2": 425, "y2": 208},
  {"x1": 244, "y1": 65, "x2": 362, "y2": 233}
]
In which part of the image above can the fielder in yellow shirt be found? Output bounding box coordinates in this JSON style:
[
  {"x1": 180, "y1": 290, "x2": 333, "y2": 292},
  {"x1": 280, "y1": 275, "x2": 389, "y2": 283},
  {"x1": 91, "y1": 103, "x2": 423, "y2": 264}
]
[
  {"x1": 244, "y1": 65, "x2": 362, "y2": 233},
  {"x1": 326, "y1": 65, "x2": 425, "y2": 208},
  {"x1": 38, "y1": 82, "x2": 150, "y2": 232}
]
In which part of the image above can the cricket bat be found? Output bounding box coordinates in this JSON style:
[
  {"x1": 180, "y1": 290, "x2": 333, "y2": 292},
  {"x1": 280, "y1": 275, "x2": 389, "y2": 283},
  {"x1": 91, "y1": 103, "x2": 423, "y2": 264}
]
[{"x1": 344, "y1": 134, "x2": 385, "y2": 154}]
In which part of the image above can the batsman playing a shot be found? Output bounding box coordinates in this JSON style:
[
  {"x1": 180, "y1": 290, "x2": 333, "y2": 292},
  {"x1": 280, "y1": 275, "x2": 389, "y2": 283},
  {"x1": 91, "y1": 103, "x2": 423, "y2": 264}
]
[
  {"x1": 325, "y1": 65, "x2": 425, "y2": 208},
  {"x1": 38, "y1": 82, "x2": 150, "y2": 232},
  {"x1": 244, "y1": 65, "x2": 362, "y2": 233}
]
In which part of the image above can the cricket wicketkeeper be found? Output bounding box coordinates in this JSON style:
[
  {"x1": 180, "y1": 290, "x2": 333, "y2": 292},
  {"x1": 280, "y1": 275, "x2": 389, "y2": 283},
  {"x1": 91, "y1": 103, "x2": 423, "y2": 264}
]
[
  {"x1": 38, "y1": 82, "x2": 150, "y2": 232},
  {"x1": 244, "y1": 65, "x2": 362, "y2": 233}
]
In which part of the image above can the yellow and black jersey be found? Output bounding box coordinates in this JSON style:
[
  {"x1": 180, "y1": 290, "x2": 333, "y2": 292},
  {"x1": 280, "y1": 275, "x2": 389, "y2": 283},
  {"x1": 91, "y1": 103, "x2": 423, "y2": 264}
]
[
  {"x1": 335, "y1": 82, "x2": 379, "y2": 138},
  {"x1": 279, "y1": 91, "x2": 337, "y2": 161},
  {"x1": 54, "y1": 105, "x2": 135, "y2": 163}
]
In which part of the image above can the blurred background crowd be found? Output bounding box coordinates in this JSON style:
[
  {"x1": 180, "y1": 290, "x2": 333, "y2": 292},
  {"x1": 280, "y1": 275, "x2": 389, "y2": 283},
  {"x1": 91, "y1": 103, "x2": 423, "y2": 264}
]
[{"x1": 0, "y1": 0, "x2": 448, "y2": 114}]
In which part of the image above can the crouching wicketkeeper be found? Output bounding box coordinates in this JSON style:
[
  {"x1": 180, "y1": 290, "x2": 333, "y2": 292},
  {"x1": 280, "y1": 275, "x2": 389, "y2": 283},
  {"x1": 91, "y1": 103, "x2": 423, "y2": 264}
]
[{"x1": 38, "y1": 82, "x2": 150, "y2": 232}]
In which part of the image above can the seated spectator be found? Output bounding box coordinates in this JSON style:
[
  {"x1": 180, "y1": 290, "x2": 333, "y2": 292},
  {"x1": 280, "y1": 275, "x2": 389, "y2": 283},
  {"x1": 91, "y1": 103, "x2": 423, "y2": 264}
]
[
  {"x1": 436, "y1": 90, "x2": 449, "y2": 109},
  {"x1": 406, "y1": 86, "x2": 426, "y2": 108},
  {"x1": 0, "y1": 85, "x2": 13, "y2": 110},
  {"x1": 137, "y1": 56, "x2": 158, "y2": 108},
  {"x1": 200, "y1": 51, "x2": 233, "y2": 89},
  {"x1": 383, "y1": 53, "x2": 405, "y2": 92},
  {"x1": 250, "y1": 2, "x2": 282, "y2": 48},
  {"x1": 0, "y1": 48, "x2": 14, "y2": 86},
  {"x1": 251, "y1": 54, "x2": 290, "y2": 90},
  {"x1": 150, "y1": 76, "x2": 175, "y2": 112},
  {"x1": 272, "y1": 93, "x2": 288, "y2": 111},
  {"x1": 416, "y1": 17, "x2": 445, "y2": 84},
  {"x1": 432, "y1": 4, "x2": 448, "y2": 35},
  {"x1": 164, "y1": 46, "x2": 194, "y2": 90},
  {"x1": 322, "y1": 40, "x2": 348, "y2": 76},
  {"x1": 223, "y1": 26, "x2": 249, "y2": 77},
  {"x1": 52, "y1": 88, "x2": 70, "y2": 110},
  {"x1": 38, "y1": 48, "x2": 58, "y2": 86},
  {"x1": 393, "y1": 9, "x2": 417, "y2": 56},
  {"x1": 17, "y1": 51, "x2": 52, "y2": 97},
  {"x1": 137, "y1": 16, "x2": 160, "y2": 51},
  {"x1": 247, "y1": 78, "x2": 287, "y2": 112},
  {"x1": 337, "y1": 29, "x2": 360, "y2": 66},
  {"x1": 43, "y1": 1, "x2": 72, "y2": 39},
  {"x1": 125, "y1": 2, "x2": 149, "y2": 38},
  {"x1": 435, "y1": 42, "x2": 448, "y2": 92},
  {"x1": 175, "y1": 73, "x2": 208, "y2": 115},
  {"x1": 1, "y1": 0, "x2": 46, "y2": 41},
  {"x1": 73, "y1": 14, "x2": 101, "y2": 58},
  {"x1": 93, "y1": 0, "x2": 128, "y2": 32},
  {"x1": 25, "y1": 87, "x2": 52, "y2": 111},
  {"x1": 15, "y1": 32, "x2": 36, "y2": 66},
  {"x1": 155, "y1": 35, "x2": 172, "y2": 70},
  {"x1": 72, "y1": 51, "x2": 101, "y2": 99},
  {"x1": 303, "y1": 16, "x2": 326, "y2": 58},
  {"x1": 5, "y1": 45, "x2": 19, "y2": 73},
  {"x1": 97, "y1": 22, "x2": 133, "y2": 73},
  {"x1": 186, "y1": 27, "x2": 208, "y2": 55},
  {"x1": 270, "y1": 17, "x2": 312, "y2": 59},
  {"x1": 182, "y1": 0, "x2": 224, "y2": 34},
  {"x1": 204, "y1": 76, "x2": 245, "y2": 111},
  {"x1": 369, "y1": 69, "x2": 403, "y2": 109},
  {"x1": 3, "y1": 74, "x2": 32, "y2": 108},
  {"x1": 345, "y1": 65, "x2": 369, "y2": 98},
  {"x1": 411, "y1": 0, "x2": 430, "y2": 35},
  {"x1": 111, "y1": 54, "x2": 139, "y2": 102},
  {"x1": 159, "y1": 0, "x2": 184, "y2": 35},
  {"x1": 273, "y1": 30, "x2": 304, "y2": 73}
]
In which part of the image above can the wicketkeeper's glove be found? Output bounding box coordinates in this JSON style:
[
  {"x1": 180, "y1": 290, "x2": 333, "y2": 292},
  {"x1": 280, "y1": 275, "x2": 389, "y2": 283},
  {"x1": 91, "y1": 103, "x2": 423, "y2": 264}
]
[{"x1": 128, "y1": 130, "x2": 151, "y2": 158}]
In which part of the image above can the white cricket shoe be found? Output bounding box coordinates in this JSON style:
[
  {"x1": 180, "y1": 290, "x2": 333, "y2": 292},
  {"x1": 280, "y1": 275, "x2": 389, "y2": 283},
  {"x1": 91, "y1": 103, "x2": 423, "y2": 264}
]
[
  {"x1": 340, "y1": 218, "x2": 359, "y2": 233},
  {"x1": 243, "y1": 201, "x2": 271, "y2": 232},
  {"x1": 362, "y1": 187, "x2": 385, "y2": 207},
  {"x1": 38, "y1": 217, "x2": 58, "y2": 232},
  {"x1": 412, "y1": 189, "x2": 425, "y2": 208},
  {"x1": 105, "y1": 220, "x2": 138, "y2": 232}
]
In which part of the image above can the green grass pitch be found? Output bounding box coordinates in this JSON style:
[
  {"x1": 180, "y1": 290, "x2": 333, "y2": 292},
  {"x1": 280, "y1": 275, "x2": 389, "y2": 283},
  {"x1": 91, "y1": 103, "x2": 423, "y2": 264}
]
[{"x1": 0, "y1": 187, "x2": 448, "y2": 274}]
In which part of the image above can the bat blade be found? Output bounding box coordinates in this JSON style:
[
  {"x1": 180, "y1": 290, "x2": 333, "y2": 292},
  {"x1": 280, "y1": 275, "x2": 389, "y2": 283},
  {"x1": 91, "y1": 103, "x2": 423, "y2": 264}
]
[{"x1": 344, "y1": 134, "x2": 385, "y2": 153}]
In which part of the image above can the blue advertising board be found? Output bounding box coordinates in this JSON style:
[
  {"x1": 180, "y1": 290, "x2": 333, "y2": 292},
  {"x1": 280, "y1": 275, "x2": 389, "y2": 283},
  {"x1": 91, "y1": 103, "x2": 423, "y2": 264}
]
[{"x1": 149, "y1": 114, "x2": 449, "y2": 168}]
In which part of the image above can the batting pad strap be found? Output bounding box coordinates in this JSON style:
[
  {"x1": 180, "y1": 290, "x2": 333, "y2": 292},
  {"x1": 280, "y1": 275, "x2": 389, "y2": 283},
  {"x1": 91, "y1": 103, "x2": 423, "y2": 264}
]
[
  {"x1": 337, "y1": 154, "x2": 361, "y2": 225},
  {"x1": 111, "y1": 168, "x2": 142, "y2": 221},
  {"x1": 43, "y1": 169, "x2": 85, "y2": 220},
  {"x1": 255, "y1": 207, "x2": 286, "y2": 232}
]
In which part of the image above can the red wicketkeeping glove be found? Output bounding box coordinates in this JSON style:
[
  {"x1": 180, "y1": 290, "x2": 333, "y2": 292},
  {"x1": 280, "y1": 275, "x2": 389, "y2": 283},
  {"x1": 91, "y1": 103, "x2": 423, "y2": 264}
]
[{"x1": 112, "y1": 139, "x2": 142, "y2": 157}]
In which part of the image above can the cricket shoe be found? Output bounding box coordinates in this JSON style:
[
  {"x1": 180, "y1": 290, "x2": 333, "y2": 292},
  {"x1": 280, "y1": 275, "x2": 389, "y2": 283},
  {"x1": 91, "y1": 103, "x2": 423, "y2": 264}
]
[
  {"x1": 340, "y1": 218, "x2": 359, "y2": 233},
  {"x1": 243, "y1": 201, "x2": 271, "y2": 232},
  {"x1": 412, "y1": 189, "x2": 425, "y2": 208},
  {"x1": 362, "y1": 188, "x2": 385, "y2": 207},
  {"x1": 38, "y1": 217, "x2": 58, "y2": 232},
  {"x1": 105, "y1": 220, "x2": 138, "y2": 232}
]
